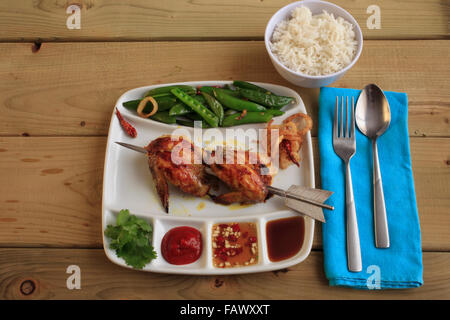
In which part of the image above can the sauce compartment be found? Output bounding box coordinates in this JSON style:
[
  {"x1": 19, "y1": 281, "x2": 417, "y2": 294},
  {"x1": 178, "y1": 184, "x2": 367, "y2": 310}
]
[
  {"x1": 151, "y1": 217, "x2": 209, "y2": 270},
  {"x1": 260, "y1": 212, "x2": 311, "y2": 266},
  {"x1": 266, "y1": 216, "x2": 305, "y2": 262},
  {"x1": 211, "y1": 222, "x2": 259, "y2": 268}
]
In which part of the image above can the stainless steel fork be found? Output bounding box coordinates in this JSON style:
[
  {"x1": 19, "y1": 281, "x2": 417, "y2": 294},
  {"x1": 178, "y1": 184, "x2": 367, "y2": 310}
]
[{"x1": 332, "y1": 96, "x2": 362, "y2": 272}]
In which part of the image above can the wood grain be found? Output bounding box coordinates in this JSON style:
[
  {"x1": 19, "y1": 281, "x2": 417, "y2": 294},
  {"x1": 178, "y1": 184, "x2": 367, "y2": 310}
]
[
  {"x1": 0, "y1": 137, "x2": 105, "y2": 248},
  {"x1": 0, "y1": 41, "x2": 449, "y2": 137},
  {"x1": 0, "y1": 137, "x2": 448, "y2": 250},
  {"x1": 0, "y1": 249, "x2": 448, "y2": 299},
  {"x1": 0, "y1": 0, "x2": 447, "y2": 41}
]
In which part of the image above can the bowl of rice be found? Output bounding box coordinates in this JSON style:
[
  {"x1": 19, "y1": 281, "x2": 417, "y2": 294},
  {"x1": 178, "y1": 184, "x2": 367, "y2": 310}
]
[{"x1": 265, "y1": 0, "x2": 363, "y2": 88}]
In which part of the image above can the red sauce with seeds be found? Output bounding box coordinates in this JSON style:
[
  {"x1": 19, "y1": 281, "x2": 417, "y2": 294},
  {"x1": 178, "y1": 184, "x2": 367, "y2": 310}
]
[
  {"x1": 161, "y1": 226, "x2": 202, "y2": 265},
  {"x1": 212, "y1": 222, "x2": 258, "y2": 268},
  {"x1": 266, "y1": 216, "x2": 304, "y2": 262}
]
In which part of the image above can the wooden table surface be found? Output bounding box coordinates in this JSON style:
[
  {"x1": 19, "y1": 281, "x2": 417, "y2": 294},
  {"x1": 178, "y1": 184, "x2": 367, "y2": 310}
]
[{"x1": 0, "y1": 0, "x2": 449, "y2": 300}]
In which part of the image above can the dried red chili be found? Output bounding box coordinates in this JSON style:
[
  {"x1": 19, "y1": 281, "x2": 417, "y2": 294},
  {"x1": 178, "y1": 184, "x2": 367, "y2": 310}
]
[
  {"x1": 280, "y1": 139, "x2": 300, "y2": 167},
  {"x1": 115, "y1": 109, "x2": 137, "y2": 138}
]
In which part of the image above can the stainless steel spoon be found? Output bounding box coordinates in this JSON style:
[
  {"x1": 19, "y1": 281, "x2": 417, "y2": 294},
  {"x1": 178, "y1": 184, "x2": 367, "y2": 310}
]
[{"x1": 355, "y1": 84, "x2": 391, "y2": 248}]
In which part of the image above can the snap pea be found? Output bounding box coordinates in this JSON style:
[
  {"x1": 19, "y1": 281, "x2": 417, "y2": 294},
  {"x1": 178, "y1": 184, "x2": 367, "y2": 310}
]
[
  {"x1": 224, "y1": 84, "x2": 236, "y2": 90},
  {"x1": 222, "y1": 111, "x2": 273, "y2": 127},
  {"x1": 237, "y1": 88, "x2": 294, "y2": 109},
  {"x1": 199, "y1": 86, "x2": 240, "y2": 97},
  {"x1": 170, "y1": 88, "x2": 219, "y2": 127},
  {"x1": 169, "y1": 103, "x2": 191, "y2": 116},
  {"x1": 144, "y1": 85, "x2": 196, "y2": 98},
  {"x1": 149, "y1": 111, "x2": 176, "y2": 124},
  {"x1": 201, "y1": 92, "x2": 224, "y2": 126},
  {"x1": 233, "y1": 80, "x2": 274, "y2": 95},
  {"x1": 168, "y1": 95, "x2": 207, "y2": 116},
  {"x1": 176, "y1": 118, "x2": 210, "y2": 128},
  {"x1": 123, "y1": 96, "x2": 177, "y2": 113},
  {"x1": 193, "y1": 95, "x2": 206, "y2": 104},
  {"x1": 224, "y1": 109, "x2": 238, "y2": 116},
  {"x1": 264, "y1": 109, "x2": 285, "y2": 116},
  {"x1": 153, "y1": 96, "x2": 178, "y2": 111},
  {"x1": 122, "y1": 99, "x2": 141, "y2": 110},
  {"x1": 185, "y1": 113, "x2": 203, "y2": 121},
  {"x1": 213, "y1": 88, "x2": 266, "y2": 112}
]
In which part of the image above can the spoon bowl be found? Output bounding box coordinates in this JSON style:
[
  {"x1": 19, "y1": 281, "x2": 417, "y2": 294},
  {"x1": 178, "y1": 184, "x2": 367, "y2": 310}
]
[{"x1": 355, "y1": 84, "x2": 391, "y2": 139}]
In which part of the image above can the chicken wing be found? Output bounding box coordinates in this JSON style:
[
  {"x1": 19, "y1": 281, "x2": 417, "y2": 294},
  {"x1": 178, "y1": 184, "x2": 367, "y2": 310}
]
[
  {"x1": 266, "y1": 112, "x2": 313, "y2": 169},
  {"x1": 145, "y1": 135, "x2": 210, "y2": 212},
  {"x1": 206, "y1": 148, "x2": 273, "y2": 204}
]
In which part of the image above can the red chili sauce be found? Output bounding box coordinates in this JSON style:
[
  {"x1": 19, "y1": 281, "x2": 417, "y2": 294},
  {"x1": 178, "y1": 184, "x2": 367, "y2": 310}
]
[
  {"x1": 266, "y1": 216, "x2": 304, "y2": 262},
  {"x1": 161, "y1": 226, "x2": 202, "y2": 265}
]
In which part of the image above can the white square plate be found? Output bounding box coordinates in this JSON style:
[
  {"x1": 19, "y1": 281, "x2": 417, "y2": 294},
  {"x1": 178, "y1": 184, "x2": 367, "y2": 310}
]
[{"x1": 102, "y1": 81, "x2": 315, "y2": 274}]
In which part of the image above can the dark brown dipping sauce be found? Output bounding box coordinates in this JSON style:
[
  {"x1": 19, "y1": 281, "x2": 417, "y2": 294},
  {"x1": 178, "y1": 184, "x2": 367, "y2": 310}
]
[{"x1": 266, "y1": 216, "x2": 305, "y2": 262}]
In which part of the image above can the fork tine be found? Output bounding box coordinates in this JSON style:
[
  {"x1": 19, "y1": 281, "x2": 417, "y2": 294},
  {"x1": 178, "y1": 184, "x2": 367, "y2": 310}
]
[
  {"x1": 351, "y1": 96, "x2": 355, "y2": 139},
  {"x1": 345, "y1": 96, "x2": 349, "y2": 138},
  {"x1": 333, "y1": 96, "x2": 338, "y2": 138},
  {"x1": 340, "y1": 96, "x2": 344, "y2": 138}
]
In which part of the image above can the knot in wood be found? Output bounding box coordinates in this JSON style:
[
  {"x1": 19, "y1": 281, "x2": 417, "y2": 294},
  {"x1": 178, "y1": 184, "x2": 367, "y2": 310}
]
[{"x1": 20, "y1": 279, "x2": 36, "y2": 296}]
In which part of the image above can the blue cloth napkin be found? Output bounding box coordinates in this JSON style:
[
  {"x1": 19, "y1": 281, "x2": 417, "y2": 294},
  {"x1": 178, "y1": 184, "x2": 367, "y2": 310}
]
[{"x1": 318, "y1": 87, "x2": 423, "y2": 289}]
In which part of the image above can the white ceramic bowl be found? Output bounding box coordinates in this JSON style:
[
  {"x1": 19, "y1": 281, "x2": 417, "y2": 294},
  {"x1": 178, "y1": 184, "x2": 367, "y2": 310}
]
[{"x1": 264, "y1": 0, "x2": 363, "y2": 88}]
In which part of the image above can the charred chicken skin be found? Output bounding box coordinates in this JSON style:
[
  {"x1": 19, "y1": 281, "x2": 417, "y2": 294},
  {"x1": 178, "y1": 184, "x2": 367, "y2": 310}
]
[
  {"x1": 206, "y1": 148, "x2": 273, "y2": 204},
  {"x1": 145, "y1": 135, "x2": 210, "y2": 213},
  {"x1": 266, "y1": 112, "x2": 313, "y2": 169}
]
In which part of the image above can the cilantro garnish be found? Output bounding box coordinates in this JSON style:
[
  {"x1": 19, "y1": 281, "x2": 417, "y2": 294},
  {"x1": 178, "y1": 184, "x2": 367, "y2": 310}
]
[{"x1": 104, "y1": 209, "x2": 157, "y2": 269}]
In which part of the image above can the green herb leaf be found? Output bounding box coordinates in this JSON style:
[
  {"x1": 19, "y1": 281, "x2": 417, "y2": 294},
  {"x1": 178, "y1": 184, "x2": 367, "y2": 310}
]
[
  {"x1": 116, "y1": 209, "x2": 130, "y2": 226},
  {"x1": 104, "y1": 209, "x2": 157, "y2": 269}
]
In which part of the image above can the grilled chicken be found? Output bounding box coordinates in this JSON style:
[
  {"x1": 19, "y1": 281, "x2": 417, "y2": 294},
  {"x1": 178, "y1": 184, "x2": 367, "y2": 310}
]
[
  {"x1": 266, "y1": 112, "x2": 313, "y2": 169},
  {"x1": 206, "y1": 148, "x2": 273, "y2": 204},
  {"x1": 145, "y1": 135, "x2": 210, "y2": 213}
]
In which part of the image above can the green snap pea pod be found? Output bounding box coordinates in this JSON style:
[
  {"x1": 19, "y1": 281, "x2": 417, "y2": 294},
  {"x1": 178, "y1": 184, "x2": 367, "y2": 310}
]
[
  {"x1": 264, "y1": 109, "x2": 285, "y2": 116},
  {"x1": 193, "y1": 95, "x2": 206, "y2": 104},
  {"x1": 233, "y1": 80, "x2": 274, "y2": 95},
  {"x1": 185, "y1": 113, "x2": 203, "y2": 121},
  {"x1": 123, "y1": 96, "x2": 178, "y2": 113},
  {"x1": 222, "y1": 111, "x2": 273, "y2": 127},
  {"x1": 122, "y1": 99, "x2": 141, "y2": 111},
  {"x1": 144, "y1": 85, "x2": 196, "y2": 97},
  {"x1": 224, "y1": 109, "x2": 238, "y2": 116},
  {"x1": 199, "y1": 86, "x2": 240, "y2": 97},
  {"x1": 224, "y1": 84, "x2": 236, "y2": 91},
  {"x1": 145, "y1": 92, "x2": 172, "y2": 99},
  {"x1": 170, "y1": 88, "x2": 219, "y2": 127},
  {"x1": 169, "y1": 96, "x2": 207, "y2": 116},
  {"x1": 176, "y1": 118, "x2": 210, "y2": 128},
  {"x1": 169, "y1": 103, "x2": 191, "y2": 116},
  {"x1": 213, "y1": 88, "x2": 266, "y2": 112},
  {"x1": 153, "y1": 96, "x2": 178, "y2": 111},
  {"x1": 201, "y1": 92, "x2": 224, "y2": 126},
  {"x1": 149, "y1": 111, "x2": 176, "y2": 124},
  {"x1": 237, "y1": 88, "x2": 294, "y2": 109}
]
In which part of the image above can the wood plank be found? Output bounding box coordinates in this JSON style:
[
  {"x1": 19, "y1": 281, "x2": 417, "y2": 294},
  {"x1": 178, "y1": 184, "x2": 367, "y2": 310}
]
[
  {"x1": 0, "y1": 137, "x2": 105, "y2": 248},
  {"x1": 0, "y1": 136, "x2": 448, "y2": 250},
  {"x1": 0, "y1": 41, "x2": 448, "y2": 137},
  {"x1": 0, "y1": 0, "x2": 447, "y2": 41},
  {"x1": 0, "y1": 249, "x2": 448, "y2": 299}
]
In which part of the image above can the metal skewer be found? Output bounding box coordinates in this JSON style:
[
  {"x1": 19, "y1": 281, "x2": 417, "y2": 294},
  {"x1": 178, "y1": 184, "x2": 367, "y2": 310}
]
[
  {"x1": 267, "y1": 186, "x2": 334, "y2": 210},
  {"x1": 115, "y1": 142, "x2": 147, "y2": 154},
  {"x1": 115, "y1": 141, "x2": 334, "y2": 222}
]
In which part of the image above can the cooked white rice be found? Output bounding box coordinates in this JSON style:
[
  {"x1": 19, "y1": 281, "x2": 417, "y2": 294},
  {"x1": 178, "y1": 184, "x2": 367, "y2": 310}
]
[{"x1": 269, "y1": 6, "x2": 358, "y2": 76}]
